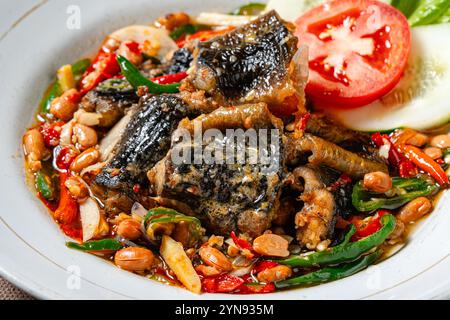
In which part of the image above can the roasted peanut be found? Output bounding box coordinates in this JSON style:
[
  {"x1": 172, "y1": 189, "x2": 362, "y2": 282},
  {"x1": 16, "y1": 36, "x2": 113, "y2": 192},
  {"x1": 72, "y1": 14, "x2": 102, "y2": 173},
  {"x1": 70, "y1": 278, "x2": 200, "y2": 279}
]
[
  {"x1": 70, "y1": 148, "x2": 100, "y2": 172},
  {"x1": 423, "y1": 147, "x2": 443, "y2": 160},
  {"x1": 257, "y1": 265, "x2": 292, "y2": 283},
  {"x1": 64, "y1": 176, "x2": 89, "y2": 199},
  {"x1": 73, "y1": 124, "x2": 98, "y2": 150},
  {"x1": 117, "y1": 219, "x2": 142, "y2": 240},
  {"x1": 114, "y1": 247, "x2": 154, "y2": 272},
  {"x1": 363, "y1": 171, "x2": 392, "y2": 193},
  {"x1": 23, "y1": 129, "x2": 47, "y2": 171},
  {"x1": 50, "y1": 89, "x2": 79, "y2": 121},
  {"x1": 430, "y1": 135, "x2": 450, "y2": 148},
  {"x1": 398, "y1": 197, "x2": 432, "y2": 224},
  {"x1": 172, "y1": 221, "x2": 191, "y2": 247},
  {"x1": 199, "y1": 246, "x2": 232, "y2": 272},
  {"x1": 195, "y1": 264, "x2": 221, "y2": 277},
  {"x1": 253, "y1": 234, "x2": 289, "y2": 258},
  {"x1": 156, "y1": 12, "x2": 190, "y2": 31},
  {"x1": 74, "y1": 110, "x2": 101, "y2": 126},
  {"x1": 406, "y1": 133, "x2": 429, "y2": 147}
]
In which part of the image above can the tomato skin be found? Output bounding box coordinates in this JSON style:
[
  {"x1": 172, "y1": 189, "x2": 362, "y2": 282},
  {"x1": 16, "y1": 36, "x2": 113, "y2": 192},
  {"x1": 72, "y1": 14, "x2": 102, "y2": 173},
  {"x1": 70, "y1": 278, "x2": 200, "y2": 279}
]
[{"x1": 295, "y1": 0, "x2": 411, "y2": 109}]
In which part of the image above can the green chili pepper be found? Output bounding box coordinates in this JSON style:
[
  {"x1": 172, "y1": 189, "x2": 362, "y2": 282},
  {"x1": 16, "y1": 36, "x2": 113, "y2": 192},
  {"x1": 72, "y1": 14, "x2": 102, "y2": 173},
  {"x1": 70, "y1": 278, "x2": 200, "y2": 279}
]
[
  {"x1": 39, "y1": 58, "x2": 91, "y2": 114},
  {"x1": 35, "y1": 171, "x2": 54, "y2": 200},
  {"x1": 352, "y1": 177, "x2": 438, "y2": 212},
  {"x1": 278, "y1": 215, "x2": 395, "y2": 268},
  {"x1": 144, "y1": 207, "x2": 203, "y2": 231},
  {"x1": 391, "y1": 0, "x2": 421, "y2": 18},
  {"x1": 66, "y1": 239, "x2": 124, "y2": 252},
  {"x1": 117, "y1": 55, "x2": 180, "y2": 94},
  {"x1": 275, "y1": 250, "x2": 382, "y2": 289},
  {"x1": 39, "y1": 81, "x2": 62, "y2": 114},
  {"x1": 409, "y1": 0, "x2": 450, "y2": 26},
  {"x1": 144, "y1": 207, "x2": 204, "y2": 245},
  {"x1": 71, "y1": 58, "x2": 91, "y2": 81},
  {"x1": 170, "y1": 24, "x2": 199, "y2": 41},
  {"x1": 143, "y1": 207, "x2": 184, "y2": 227},
  {"x1": 231, "y1": 2, "x2": 266, "y2": 15}
]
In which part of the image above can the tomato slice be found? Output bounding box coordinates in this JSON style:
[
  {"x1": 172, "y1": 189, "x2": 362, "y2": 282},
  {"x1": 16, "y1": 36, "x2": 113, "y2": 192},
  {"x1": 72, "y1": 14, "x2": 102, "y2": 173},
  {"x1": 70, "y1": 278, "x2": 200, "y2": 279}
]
[{"x1": 295, "y1": 0, "x2": 411, "y2": 108}]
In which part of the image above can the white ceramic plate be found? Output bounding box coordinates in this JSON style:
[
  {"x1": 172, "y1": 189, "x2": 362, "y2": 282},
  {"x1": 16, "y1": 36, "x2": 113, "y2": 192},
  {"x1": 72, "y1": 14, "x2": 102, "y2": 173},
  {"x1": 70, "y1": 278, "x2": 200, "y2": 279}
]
[{"x1": 1, "y1": 0, "x2": 449, "y2": 300}]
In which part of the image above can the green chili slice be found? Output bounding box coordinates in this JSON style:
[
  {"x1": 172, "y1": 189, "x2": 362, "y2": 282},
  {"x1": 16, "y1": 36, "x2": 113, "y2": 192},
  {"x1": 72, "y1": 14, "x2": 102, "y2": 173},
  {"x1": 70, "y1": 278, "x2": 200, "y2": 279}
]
[
  {"x1": 275, "y1": 250, "x2": 382, "y2": 289},
  {"x1": 170, "y1": 24, "x2": 199, "y2": 40},
  {"x1": 35, "y1": 171, "x2": 54, "y2": 200},
  {"x1": 278, "y1": 215, "x2": 395, "y2": 268},
  {"x1": 352, "y1": 177, "x2": 438, "y2": 212},
  {"x1": 231, "y1": 2, "x2": 266, "y2": 15},
  {"x1": 66, "y1": 239, "x2": 124, "y2": 252},
  {"x1": 117, "y1": 55, "x2": 180, "y2": 94}
]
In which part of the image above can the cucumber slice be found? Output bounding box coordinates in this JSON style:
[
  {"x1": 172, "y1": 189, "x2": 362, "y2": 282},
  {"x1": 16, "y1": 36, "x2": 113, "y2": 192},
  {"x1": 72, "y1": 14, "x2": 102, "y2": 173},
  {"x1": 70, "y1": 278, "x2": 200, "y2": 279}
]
[
  {"x1": 266, "y1": 0, "x2": 327, "y2": 21},
  {"x1": 325, "y1": 24, "x2": 450, "y2": 132},
  {"x1": 266, "y1": 0, "x2": 390, "y2": 22}
]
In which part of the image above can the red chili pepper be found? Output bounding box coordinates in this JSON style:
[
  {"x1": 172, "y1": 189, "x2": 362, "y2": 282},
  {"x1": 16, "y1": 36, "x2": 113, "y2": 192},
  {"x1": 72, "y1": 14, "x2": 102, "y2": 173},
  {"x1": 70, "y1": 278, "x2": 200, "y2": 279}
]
[
  {"x1": 125, "y1": 41, "x2": 141, "y2": 55},
  {"x1": 40, "y1": 121, "x2": 65, "y2": 148},
  {"x1": 372, "y1": 132, "x2": 417, "y2": 177},
  {"x1": 372, "y1": 132, "x2": 403, "y2": 166},
  {"x1": 54, "y1": 172, "x2": 80, "y2": 227},
  {"x1": 230, "y1": 231, "x2": 254, "y2": 252},
  {"x1": 398, "y1": 160, "x2": 418, "y2": 178},
  {"x1": 176, "y1": 27, "x2": 234, "y2": 47},
  {"x1": 79, "y1": 50, "x2": 120, "y2": 94},
  {"x1": 152, "y1": 72, "x2": 188, "y2": 85},
  {"x1": 397, "y1": 144, "x2": 449, "y2": 186},
  {"x1": 60, "y1": 224, "x2": 82, "y2": 240},
  {"x1": 132, "y1": 184, "x2": 141, "y2": 194},
  {"x1": 38, "y1": 193, "x2": 58, "y2": 211},
  {"x1": 296, "y1": 112, "x2": 312, "y2": 131},
  {"x1": 55, "y1": 146, "x2": 78, "y2": 171},
  {"x1": 202, "y1": 274, "x2": 244, "y2": 293},
  {"x1": 351, "y1": 210, "x2": 390, "y2": 241},
  {"x1": 252, "y1": 260, "x2": 279, "y2": 274},
  {"x1": 238, "y1": 282, "x2": 276, "y2": 294},
  {"x1": 330, "y1": 173, "x2": 352, "y2": 191}
]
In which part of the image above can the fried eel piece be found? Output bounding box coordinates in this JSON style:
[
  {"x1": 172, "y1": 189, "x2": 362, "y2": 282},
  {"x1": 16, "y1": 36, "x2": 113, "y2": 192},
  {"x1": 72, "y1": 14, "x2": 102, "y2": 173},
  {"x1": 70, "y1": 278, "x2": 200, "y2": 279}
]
[{"x1": 286, "y1": 133, "x2": 388, "y2": 179}]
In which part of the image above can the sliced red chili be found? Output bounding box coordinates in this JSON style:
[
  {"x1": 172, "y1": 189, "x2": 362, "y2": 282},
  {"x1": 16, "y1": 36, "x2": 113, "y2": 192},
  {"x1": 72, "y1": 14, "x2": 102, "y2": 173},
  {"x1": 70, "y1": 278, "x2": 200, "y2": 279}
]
[
  {"x1": 40, "y1": 121, "x2": 65, "y2": 148},
  {"x1": 230, "y1": 231, "x2": 254, "y2": 252},
  {"x1": 296, "y1": 112, "x2": 312, "y2": 131},
  {"x1": 152, "y1": 72, "x2": 188, "y2": 85},
  {"x1": 125, "y1": 41, "x2": 141, "y2": 55},
  {"x1": 79, "y1": 50, "x2": 120, "y2": 94},
  {"x1": 351, "y1": 210, "x2": 390, "y2": 241},
  {"x1": 176, "y1": 27, "x2": 234, "y2": 47},
  {"x1": 55, "y1": 146, "x2": 78, "y2": 171},
  {"x1": 54, "y1": 172, "x2": 80, "y2": 228},
  {"x1": 252, "y1": 260, "x2": 279, "y2": 274},
  {"x1": 397, "y1": 144, "x2": 449, "y2": 186},
  {"x1": 330, "y1": 173, "x2": 352, "y2": 191},
  {"x1": 202, "y1": 274, "x2": 244, "y2": 293}
]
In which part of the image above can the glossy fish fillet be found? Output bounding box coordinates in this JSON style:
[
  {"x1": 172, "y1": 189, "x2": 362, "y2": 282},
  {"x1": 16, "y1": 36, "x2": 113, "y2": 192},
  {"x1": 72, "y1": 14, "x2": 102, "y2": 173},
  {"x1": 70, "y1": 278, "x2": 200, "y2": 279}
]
[
  {"x1": 95, "y1": 95, "x2": 194, "y2": 191},
  {"x1": 192, "y1": 10, "x2": 300, "y2": 106}
]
